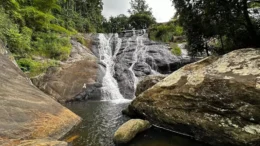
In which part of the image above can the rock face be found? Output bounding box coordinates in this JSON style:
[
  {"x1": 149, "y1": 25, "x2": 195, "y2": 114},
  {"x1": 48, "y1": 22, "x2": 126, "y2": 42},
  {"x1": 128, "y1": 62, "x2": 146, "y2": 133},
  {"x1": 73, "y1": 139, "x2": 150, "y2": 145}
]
[
  {"x1": 135, "y1": 75, "x2": 166, "y2": 97},
  {"x1": 113, "y1": 119, "x2": 151, "y2": 144},
  {"x1": 95, "y1": 30, "x2": 190, "y2": 99},
  {"x1": 1, "y1": 139, "x2": 68, "y2": 146},
  {"x1": 32, "y1": 39, "x2": 102, "y2": 102},
  {"x1": 33, "y1": 31, "x2": 192, "y2": 101},
  {"x1": 127, "y1": 48, "x2": 260, "y2": 146},
  {"x1": 0, "y1": 54, "x2": 81, "y2": 145},
  {"x1": 114, "y1": 30, "x2": 184, "y2": 99}
]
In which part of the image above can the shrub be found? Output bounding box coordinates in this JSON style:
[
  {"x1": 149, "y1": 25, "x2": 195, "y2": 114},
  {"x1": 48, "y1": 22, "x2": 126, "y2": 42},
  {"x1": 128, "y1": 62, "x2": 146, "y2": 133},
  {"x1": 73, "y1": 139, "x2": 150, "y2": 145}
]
[
  {"x1": 0, "y1": 7, "x2": 16, "y2": 44},
  {"x1": 32, "y1": 32, "x2": 71, "y2": 60},
  {"x1": 170, "y1": 43, "x2": 182, "y2": 56},
  {"x1": 5, "y1": 26, "x2": 32, "y2": 55},
  {"x1": 74, "y1": 34, "x2": 92, "y2": 48},
  {"x1": 149, "y1": 21, "x2": 184, "y2": 43},
  {"x1": 17, "y1": 58, "x2": 58, "y2": 77},
  {"x1": 174, "y1": 25, "x2": 184, "y2": 36}
]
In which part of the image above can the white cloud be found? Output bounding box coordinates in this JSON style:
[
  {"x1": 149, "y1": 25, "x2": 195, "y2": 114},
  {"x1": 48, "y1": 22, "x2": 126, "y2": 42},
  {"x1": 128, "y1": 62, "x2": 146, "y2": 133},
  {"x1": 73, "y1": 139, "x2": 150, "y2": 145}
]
[{"x1": 102, "y1": 0, "x2": 176, "y2": 22}]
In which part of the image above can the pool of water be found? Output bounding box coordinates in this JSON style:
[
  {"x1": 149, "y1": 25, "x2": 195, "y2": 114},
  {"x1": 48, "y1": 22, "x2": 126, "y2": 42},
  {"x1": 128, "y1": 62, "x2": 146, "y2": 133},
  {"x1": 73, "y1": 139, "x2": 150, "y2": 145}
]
[{"x1": 62, "y1": 101, "x2": 208, "y2": 146}]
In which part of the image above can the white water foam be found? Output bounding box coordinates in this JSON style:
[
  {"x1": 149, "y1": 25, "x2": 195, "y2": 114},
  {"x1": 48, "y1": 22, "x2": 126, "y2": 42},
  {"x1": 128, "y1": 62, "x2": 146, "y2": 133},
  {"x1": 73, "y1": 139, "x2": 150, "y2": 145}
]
[
  {"x1": 98, "y1": 34, "x2": 125, "y2": 101},
  {"x1": 128, "y1": 29, "x2": 148, "y2": 89}
]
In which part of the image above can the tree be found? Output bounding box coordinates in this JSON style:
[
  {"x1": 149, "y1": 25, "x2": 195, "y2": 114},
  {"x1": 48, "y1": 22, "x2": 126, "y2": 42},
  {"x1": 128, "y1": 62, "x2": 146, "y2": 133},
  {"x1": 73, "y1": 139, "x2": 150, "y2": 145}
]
[
  {"x1": 54, "y1": 0, "x2": 104, "y2": 32},
  {"x1": 128, "y1": 0, "x2": 152, "y2": 15},
  {"x1": 172, "y1": 0, "x2": 260, "y2": 55},
  {"x1": 128, "y1": 13, "x2": 155, "y2": 29},
  {"x1": 0, "y1": 0, "x2": 106, "y2": 76},
  {"x1": 103, "y1": 14, "x2": 130, "y2": 33},
  {"x1": 128, "y1": 0, "x2": 156, "y2": 29}
]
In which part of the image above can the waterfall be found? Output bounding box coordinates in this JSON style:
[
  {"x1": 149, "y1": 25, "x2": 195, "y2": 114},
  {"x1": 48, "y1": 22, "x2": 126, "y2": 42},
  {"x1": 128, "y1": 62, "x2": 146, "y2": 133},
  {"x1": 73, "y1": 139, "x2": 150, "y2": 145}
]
[
  {"x1": 98, "y1": 34, "x2": 124, "y2": 100},
  {"x1": 91, "y1": 29, "x2": 186, "y2": 100},
  {"x1": 128, "y1": 29, "x2": 148, "y2": 89}
]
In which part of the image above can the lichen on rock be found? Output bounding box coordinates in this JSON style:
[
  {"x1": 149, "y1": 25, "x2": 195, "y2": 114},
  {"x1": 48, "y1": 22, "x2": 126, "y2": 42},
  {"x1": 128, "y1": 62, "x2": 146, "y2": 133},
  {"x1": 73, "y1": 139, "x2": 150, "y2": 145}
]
[{"x1": 127, "y1": 48, "x2": 260, "y2": 146}]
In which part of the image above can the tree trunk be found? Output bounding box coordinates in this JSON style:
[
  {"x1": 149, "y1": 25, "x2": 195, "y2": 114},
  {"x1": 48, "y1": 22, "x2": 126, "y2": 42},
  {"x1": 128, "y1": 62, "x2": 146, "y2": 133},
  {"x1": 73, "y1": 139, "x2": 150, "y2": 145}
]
[
  {"x1": 205, "y1": 42, "x2": 209, "y2": 56},
  {"x1": 242, "y1": 0, "x2": 258, "y2": 46}
]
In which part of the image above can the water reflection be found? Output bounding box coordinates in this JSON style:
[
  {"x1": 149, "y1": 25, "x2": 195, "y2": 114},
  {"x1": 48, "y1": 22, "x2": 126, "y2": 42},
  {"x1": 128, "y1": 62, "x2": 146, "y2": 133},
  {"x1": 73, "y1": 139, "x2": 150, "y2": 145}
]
[
  {"x1": 63, "y1": 101, "x2": 208, "y2": 146},
  {"x1": 63, "y1": 101, "x2": 130, "y2": 146}
]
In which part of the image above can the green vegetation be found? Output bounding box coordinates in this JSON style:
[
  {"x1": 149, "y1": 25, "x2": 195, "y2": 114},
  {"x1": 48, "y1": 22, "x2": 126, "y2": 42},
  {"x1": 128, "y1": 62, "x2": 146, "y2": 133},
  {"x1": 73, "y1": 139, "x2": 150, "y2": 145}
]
[
  {"x1": 128, "y1": 0, "x2": 156, "y2": 29},
  {"x1": 2, "y1": 0, "x2": 258, "y2": 77},
  {"x1": 0, "y1": 0, "x2": 103, "y2": 77},
  {"x1": 170, "y1": 43, "x2": 182, "y2": 56},
  {"x1": 103, "y1": 14, "x2": 131, "y2": 33},
  {"x1": 17, "y1": 58, "x2": 58, "y2": 77},
  {"x1": 149, "y1": 20, "x2": 184, "y2": 43},
  {"x1": 171, "y1": 0, "x2": 260, "y2": 55},
  {"x1": 103, "y1": 0, "x2": 156, "y2": 33},
  {"x1": 73, "y1": 34, "x2": 92, "y2": 48}
]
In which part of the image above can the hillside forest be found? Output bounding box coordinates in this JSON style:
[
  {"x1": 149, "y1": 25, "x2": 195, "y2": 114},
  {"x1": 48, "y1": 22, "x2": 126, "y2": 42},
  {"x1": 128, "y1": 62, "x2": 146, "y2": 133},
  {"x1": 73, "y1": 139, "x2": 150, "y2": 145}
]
[{"x1": 0, "y1": 0, "x2": 259, "y2": 76}]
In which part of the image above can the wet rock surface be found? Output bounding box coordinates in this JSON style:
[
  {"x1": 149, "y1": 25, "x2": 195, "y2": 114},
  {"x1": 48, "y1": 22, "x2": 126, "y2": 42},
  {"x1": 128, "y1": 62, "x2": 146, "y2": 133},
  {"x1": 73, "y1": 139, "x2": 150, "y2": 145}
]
[
  {"x1": 113, "y1": 30, "x2": 190, "y2": 99},
  {"x1": 0, "y1": 53, "x2": 81, "y2": 145},
  {"x1": 127, "y1": 48, "x2": 260, "y2": 146},
  {"x1": 32, "y1": 31, "x2": 192, "y2": 101}
]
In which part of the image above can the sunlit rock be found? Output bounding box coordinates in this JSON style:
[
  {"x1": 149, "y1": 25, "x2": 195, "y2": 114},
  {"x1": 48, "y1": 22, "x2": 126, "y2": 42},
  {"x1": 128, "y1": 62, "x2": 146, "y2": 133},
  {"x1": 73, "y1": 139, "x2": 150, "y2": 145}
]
[{"x1": 113, "y1": 119, "x2": 151, "y2": 144}]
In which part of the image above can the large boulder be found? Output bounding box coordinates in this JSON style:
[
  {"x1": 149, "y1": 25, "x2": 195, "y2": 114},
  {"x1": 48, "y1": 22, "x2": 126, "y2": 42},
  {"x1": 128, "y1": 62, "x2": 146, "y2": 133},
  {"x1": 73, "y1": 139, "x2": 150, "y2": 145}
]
[
  {"x1": 127, "y1": 48, "x2": 260, "y2": 146},
  {"x1": 113, "y1": 119, "x2": 151, "y2": 144},
  {"x1": 0, "y1": 54, "x2": 81, "y2": 145},
  {"x1": 135, "y1": 75, "x2": 166, "y2": 97},
  {"x1": 32, "y1": 39, "x2": 104, "y2": 102}
]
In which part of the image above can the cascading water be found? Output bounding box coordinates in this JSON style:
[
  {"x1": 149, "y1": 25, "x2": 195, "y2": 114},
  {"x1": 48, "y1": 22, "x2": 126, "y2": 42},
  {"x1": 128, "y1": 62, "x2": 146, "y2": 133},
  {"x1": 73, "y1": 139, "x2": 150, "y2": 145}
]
[
  {"x1": 128, "y1": 30, "x2": 148, "y2": 89},
  {"x1": 98, "y1": 34, "x2": 124, "y2": 100},
  {"x1": 90, "y1": 29, "x2": 189, "y2": 100}
]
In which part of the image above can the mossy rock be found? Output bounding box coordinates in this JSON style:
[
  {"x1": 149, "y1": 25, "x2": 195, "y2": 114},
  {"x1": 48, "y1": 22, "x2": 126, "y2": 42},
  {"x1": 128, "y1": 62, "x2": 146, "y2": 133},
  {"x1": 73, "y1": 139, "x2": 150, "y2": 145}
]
[{"x1": 113, "y1": 119, "x2": 151, "y2": 144}]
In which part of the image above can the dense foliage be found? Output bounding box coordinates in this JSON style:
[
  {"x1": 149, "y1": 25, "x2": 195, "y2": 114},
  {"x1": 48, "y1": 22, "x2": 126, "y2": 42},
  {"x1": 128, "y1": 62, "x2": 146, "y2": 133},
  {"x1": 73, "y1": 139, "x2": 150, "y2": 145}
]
[
  {"x1": 55, "y1": 0, "x2": 103, "y2": 33},
  {"x1": 149, "y1": 19, "x2": 184, "y2": 43},
  {"x1": 171, "y1": 0, "x2": 260, "y2": 55},
  {"x1": 0, "y1": 0, "x2": 103, "y2": 77},
  {"x1": 103, "y1": 14, "x2": 131, "y2": 33}
]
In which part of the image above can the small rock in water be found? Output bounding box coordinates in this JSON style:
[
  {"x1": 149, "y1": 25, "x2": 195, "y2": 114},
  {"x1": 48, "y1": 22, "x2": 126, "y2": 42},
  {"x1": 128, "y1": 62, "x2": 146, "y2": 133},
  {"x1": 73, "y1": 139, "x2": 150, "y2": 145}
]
[{"x1": 113, "y1": 119, "x2": 151, "y2": 144}]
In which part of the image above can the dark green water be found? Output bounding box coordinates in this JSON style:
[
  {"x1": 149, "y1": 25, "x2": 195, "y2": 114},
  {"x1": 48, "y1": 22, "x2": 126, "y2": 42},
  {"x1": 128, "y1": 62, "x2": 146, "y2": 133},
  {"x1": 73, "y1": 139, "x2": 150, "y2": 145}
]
[{"x1": 63, "y1": 101, "x2": 208, "y2": 146}]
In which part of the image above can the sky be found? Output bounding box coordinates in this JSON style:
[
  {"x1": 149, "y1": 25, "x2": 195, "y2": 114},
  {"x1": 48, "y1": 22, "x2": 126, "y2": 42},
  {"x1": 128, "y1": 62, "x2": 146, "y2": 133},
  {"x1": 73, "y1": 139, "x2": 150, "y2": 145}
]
[{"x1": 102, "y1": 0, "x2": 176, "y2": 23}]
